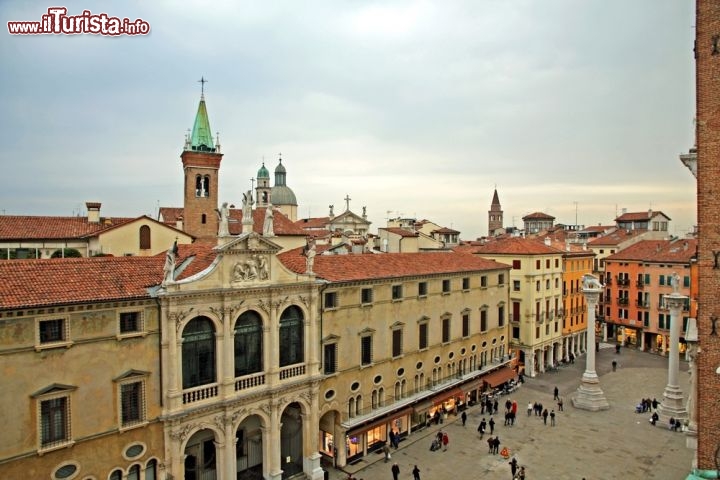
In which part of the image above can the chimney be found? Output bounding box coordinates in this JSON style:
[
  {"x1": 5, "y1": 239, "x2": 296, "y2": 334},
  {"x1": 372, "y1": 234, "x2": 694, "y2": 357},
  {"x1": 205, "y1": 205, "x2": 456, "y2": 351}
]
[
  {"x1": 86, "y1": 202, "x2": 101, "y2": 224},
  {"x1": 176, "y1": 214, "x2": 184, "y2": 231},
  {"x1": 544, "y1": 237, "x2": 551, "y2": 246}
]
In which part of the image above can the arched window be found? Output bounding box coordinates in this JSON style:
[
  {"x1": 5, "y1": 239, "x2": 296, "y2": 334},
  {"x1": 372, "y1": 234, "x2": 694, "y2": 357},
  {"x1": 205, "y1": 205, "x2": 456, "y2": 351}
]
[
  {"x1": 145, "y1": 459, "x2": 157, "y2": 480},
  {"x1": 203, "y1": 175, "x2": 210, "y2": 197},
  {"x1": 109, "y1": 470, "x2": 123, "y2": 480},
  {"x1": 195, "y1": 175, "x2": 203, "y2": 197},
  {"x1": 128, "y1": 465, "x2": 140, "y2": 480},
  {"x1": 182, "y1": 317, "x2": 216, "y2": 389},
  {"x1": 234, "y1": 311, "x2": 263, "y2": 377},
  {"x1": 279, "y1": 306, "x2": 304, "y2": 367},
  {"x1": 139, "y1": 225, "x2": 151, "y2": 250}
]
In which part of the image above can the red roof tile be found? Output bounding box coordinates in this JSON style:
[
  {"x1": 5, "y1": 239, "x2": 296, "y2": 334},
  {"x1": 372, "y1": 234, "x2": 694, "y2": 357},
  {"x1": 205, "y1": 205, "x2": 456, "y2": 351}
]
[
  {"x1": 0, "y1": 215, "x2": 135, "y2": 240},
  {"x1": 277, "y1": 249, "x2": 509, "y2": 282},
  {"x1": 458, "y1": 237, "x2": 563, "y2": 255},
  {"x1": 0, "y1": 256, "x2": 163, "y2": 310},
  {"x1": 587, "y1": 229, "x2": 645, "y2": 246},
  {"x1": 615, "y1": 211, "x2": 671, "y2": 222},
  {"x1": 522, "y1": 212, "x2": 555, "y2": 221},
  {"x1": 295, "y1": 217, "x2": 331, "y2": 229},
  {"x1": 606, "y1": 239, "x2": 697, "y2": 263},
  {"x1": 159, "y1": 206, "x2": 307, "y2": 236}
]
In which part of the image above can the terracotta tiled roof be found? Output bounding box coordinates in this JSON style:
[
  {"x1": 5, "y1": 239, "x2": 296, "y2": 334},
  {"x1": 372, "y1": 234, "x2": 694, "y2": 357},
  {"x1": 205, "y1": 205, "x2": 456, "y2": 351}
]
[
  {"x1": 588, "y1": 229, "x2": 645, "y2": 246},
  {"x1": 278, "y1": 249, "x2": 509, "y2": 282},
  {"x1": 159, "y1": 207, "x2": 184, "y2": 223},
  {"x1": 606, "y1": 239, "x2": 697, "y2": 263},
  {"x1": 0, "y1": 242, "x2": 223, "y2": 310},
  {"x1": 0, "y1": 256, "x2": 163, "y2": 310},
  {"x1": 458, "y1": 237, "x2": 563, "y2": 255},
  {"x1": 380, "y1": 227, "x2": 419, "y2": 237},
  {"x1": 432, "y1": 227, "x2": 460, "y2": 234},
  {"x1": 0, "y1": 215, "x2": 135, "y2": 240},
  {"x1": 579, "y1": 225, "x2": 615, "y2": 234},
  {"x1": 615, "y1": 211, "x2": 671, "y2": 222},
  {"x1": 159, "y1": 207, "x2": 307, "y2": 236},
  {"x1": 88, "y1": 215, "x2": 191, "y2": 239},
  {"x1": 522, "y1": 212, "x2": 555, "y2": 221},
  {"x1": 295, "y1": 217, "x2": 331, "y2": 229}
]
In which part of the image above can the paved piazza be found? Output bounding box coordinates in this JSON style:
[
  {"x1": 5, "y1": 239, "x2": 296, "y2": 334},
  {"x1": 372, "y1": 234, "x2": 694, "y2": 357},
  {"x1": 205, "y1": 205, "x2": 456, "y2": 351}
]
[{"x1": 327, "y1": 344, "x2": 692, "y2": 480}]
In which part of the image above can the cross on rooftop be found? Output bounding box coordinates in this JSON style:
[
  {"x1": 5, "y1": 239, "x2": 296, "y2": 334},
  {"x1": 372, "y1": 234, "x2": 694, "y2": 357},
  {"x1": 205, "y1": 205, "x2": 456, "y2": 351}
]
[
  {"x1": 198, "y1": 76, "x2": 208, "y2": 95},
  {"x1": 344, "y1": 195, "x2": 352, "y2": 211}
]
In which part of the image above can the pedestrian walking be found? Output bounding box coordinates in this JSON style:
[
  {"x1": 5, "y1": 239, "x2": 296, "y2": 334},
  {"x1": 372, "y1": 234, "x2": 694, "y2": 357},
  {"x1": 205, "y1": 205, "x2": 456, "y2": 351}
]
[
  {"x1": 382, "y1": 443, "x2": 390, "y2": 462},
  {"x1": 461, "y1": 410, "x2": 467, "y2": 427},
  {"x1": 553, "y1": 386, "x2": 559, "y2": 400},
  {"x1": 558, "y1": 398, "x2": 564, "y2": 411},
  {"x1": 391, "y1": 463, "x2": 400, "y2": 480},
  {"x1": 493, "y1": 399, "x2": 499, "y2": 414},
  {"x1": 652, "y1": 398, "x2": 659, "y2": 410},
  {"x1": 489, "y1": 417, "x2": 495, "y2": 434},
  {"x1": 612, "y1": 360, "x2": 617, "y2": 372},
  {"x1": 542, "y1": 408, "x2": 549, "y2": 425},
  {"x1": 487, "y1": 436, "x2": 494, "y2": 453},
  {"x1": 509, "y1": 457, "x2": 518, "y2": 477},
  {"x1": 517, "y1": 466, "x2": 526, "y2": 480},
  {"x1": 550, "y1": 409, "x2": 556, "y2": 426},
  {"x1": 442, "y1": 432, "x2": 449, "y2": 451},
  {"x1": 527, "y1": 402, "x2": 533, "y2": 417},
  {"x1": 492, "y1": 436, "x2": 500, "y2": 454},
  {"x1": 478, "y1": 418, "x2": 486, "y2": 438},
  {"x1": 412, "y1": 465, "x2": 420, "y2": 480}
]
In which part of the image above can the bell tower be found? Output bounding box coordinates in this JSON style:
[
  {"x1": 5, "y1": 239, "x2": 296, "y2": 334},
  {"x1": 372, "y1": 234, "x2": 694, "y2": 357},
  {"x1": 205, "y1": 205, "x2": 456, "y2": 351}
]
[
  {"x1": 181, "y1": 78, "x2": 223, "y2": 239},
  {"x1": 488, "y1": 188, "x2": 503, "y2": 236}
]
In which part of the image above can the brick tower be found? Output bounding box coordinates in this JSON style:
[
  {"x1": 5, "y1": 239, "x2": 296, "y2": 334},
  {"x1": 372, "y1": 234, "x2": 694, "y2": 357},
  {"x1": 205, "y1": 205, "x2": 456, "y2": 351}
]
[
  {"x1": 695, "y1": 0, "x2": 720, "y2": 471},
  {"x1": 181, "y1": 90, "x2": 223, "y2": 239},
  {"x1": 488, "y1": 188, "x2": 503, "y2": 236}
]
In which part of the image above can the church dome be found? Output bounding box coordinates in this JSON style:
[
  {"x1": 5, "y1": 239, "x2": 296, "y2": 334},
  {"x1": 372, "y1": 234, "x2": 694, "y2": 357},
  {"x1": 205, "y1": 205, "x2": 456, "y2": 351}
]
[
  {"x1": 271, "y1": 185, "x2": 297, "y2": 206},
  {"x1": 257, "y1": 163, "x2": 269, "y2": 179},
  {"x1": 275, "y1": 161, "x2": 287, "y2": 174}
]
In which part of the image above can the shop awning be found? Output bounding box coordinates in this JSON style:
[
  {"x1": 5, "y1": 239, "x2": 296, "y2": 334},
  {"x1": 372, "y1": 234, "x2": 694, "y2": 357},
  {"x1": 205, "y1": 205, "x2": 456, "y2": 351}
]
[
  {"x1": 346, "y1": 407, "x2": 413, "y2": 437},
  {"x1": 432, "y1": 387, "x2": 463, "y2": 405},
  {"x1": 482, "y1": 366, "x2": 517, "y2": 387}
]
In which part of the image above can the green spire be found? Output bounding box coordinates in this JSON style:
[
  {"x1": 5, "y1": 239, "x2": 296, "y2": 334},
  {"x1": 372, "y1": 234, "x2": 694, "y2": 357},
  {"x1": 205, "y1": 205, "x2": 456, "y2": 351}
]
[{"x1": 189, "y1": 95, "x2": 215, "y2": 152}]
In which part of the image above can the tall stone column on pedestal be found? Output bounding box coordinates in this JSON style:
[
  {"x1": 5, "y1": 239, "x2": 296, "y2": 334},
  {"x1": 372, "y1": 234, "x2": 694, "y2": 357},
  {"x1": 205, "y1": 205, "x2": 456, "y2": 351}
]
[
  {"x1": 684, "y1": 317, "x2": 698, "y2": 468},
  {"x1": 572, "y1": 274, "x2": 610, "y2": 411},
  {"x1": 657, "y1": 273, "x2": 688, "y2": 424}
]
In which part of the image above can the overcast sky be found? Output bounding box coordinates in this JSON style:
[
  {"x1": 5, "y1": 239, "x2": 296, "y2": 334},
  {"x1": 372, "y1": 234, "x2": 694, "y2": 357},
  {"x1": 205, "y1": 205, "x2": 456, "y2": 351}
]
[{"x1": 1, "y1": 1, "x2": 697, "y2": 239}]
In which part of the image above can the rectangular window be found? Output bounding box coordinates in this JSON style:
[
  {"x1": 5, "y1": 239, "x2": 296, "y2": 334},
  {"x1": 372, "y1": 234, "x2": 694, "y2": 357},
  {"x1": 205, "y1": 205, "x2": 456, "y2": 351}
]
[
  {"x1": 442, "y1": 318, "x2": 450, "y2": 343},
  {"x1": 498, "y1": 273, "x2": 505, "y2": 285},
  {"x1": 40, "y1": 396, "x2": 69, "y2": 448},
  {"x1": 659, "y1": 275, "x2": 665, "y2": 286},
  {"x1": 513, "y1": 280, "x2": 521, "y2": 291},
  {"x1": 418, "y1": 282, "x2": 427, "y2": 297},
  {"x1": 324, "y1": 291, "x2": 338, "y2": 309},
  {"x1": 361, "y1": 336, "x2": 373, "y2": 365},
  {"x1": 498, "y1": 305, "x2": 505, "y2": 327},
  {"x1": 120, "y1": 381, "x2": 145, "y2": 427},
  {"x1": 392, "y1": 285, "x2": 403, "y2": 300},
  {"x1": 683, "y1": 276, "x2": 690, "y2": 288},
  {"x1": 392, "y1": 330, "x2": 403, "y2": 357},
  {"x1": 119, "y1": 311, "x2": 142, "y2": 335},
  {"x1": 512, "y1": 260, "x2": 521, "y2": 269},
  {"x1": 323, "y1": 343, "x2": 337, "y2": 374},
  {"x1": 480, "y1": 310, "x2": 487, "y2": 332},
  {"x1": 546, "y1": 259, "x2": 550, "y2": 269},
  {"x1": 462, "y1": 314, "x2": 470, "y2": 337},
  {"x1": 462, "y1": 277, "x2": 470, "y2": 290},
  {"x1": 419, "y1": 323, "x2": 428, "y2": 349},
  {"x1": 535, "y1": 326, "x2": 540, "y2": 339},
  {"x1": 361, "y1": 288, "x2": 373, "y2": 304},
  {"x1": 39, "y1": 319, "x2": 65, "y2": 344},
  {"x1": 442, "y1": 279, "x2": 451, "y2": 293},
  {"x1": 480, "y1": 276, "x2": 487, "y2": 288},
  {"x1": 512, "y1": 326, "x2": 520, "y2": 339},
  {"x1": 536, "y1": 260, "x2": 541, "y2": 269},
  {"x1": 555, "y1": 259, "x2": 559, "y2": 268},
  {"x1": 536, "y1": 281, "x2": 541, "y2": 292}
]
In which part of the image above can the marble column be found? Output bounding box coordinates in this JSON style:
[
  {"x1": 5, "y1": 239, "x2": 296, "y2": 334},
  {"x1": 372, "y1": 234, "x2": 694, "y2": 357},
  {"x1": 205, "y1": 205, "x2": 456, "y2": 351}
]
[
  {"x1": 657, "y1": 275, "x2": 688, "y2": 424},
  {"x1": 684, "y1": 318, "x2": 698, "y2": 467},
  {"x1": 526, "y1": 349, "x2": 535, "y2": 378},
  {"x1": 572, "y1": 276, "x2": 609, "y2": 411}
]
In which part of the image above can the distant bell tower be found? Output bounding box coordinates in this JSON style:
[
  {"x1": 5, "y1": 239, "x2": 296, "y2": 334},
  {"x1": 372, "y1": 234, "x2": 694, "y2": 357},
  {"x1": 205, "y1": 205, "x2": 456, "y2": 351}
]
[
  {"x1": 181, "y1": 78, "x2": 223, "y2": 239},
  {"x1": 488, "y1": 188, "x2": 503, "y2": 236},
  {"x1": 256, "y1": 162, "x2": 271, "y2": 207}
]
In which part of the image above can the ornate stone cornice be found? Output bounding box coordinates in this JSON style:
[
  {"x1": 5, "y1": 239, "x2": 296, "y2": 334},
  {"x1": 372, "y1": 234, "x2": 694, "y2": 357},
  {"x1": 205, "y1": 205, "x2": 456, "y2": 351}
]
[{"x1": 169, "y1": 423, "x2": 195, "y2": 442}]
